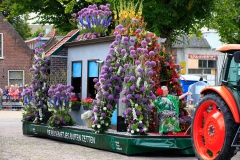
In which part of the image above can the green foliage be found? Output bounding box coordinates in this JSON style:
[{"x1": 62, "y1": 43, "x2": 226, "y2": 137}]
[
  {"x1": 31, "y1": 27, "x2": 45, "y2": 38},
  {"x1": 142, "y1": 0, "x2": 215, "y2": 48},
  {"x1": 209, "y1": 0, "x2": 240, "y2": 44}
]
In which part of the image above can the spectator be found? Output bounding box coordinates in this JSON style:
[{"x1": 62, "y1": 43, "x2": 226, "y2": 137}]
[{"x1": 0, "y1": 87, "x2": 3, "y2": 97}]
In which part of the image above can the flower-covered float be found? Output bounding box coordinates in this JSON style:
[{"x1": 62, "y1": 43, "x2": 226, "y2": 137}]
[{"x1": 22, "y1": 1, "x2": 194, "y2": 156}]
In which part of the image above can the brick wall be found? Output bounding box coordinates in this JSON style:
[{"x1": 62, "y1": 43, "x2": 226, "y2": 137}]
[
  {"x1": 49, "y1": 47, "x2": 68, "y2": 85},
  {"x1": 0, "y1": 13, "x2": 33, "y2": 90}
]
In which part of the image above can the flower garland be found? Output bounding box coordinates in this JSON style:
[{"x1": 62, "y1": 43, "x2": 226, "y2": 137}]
[
  {"x1": 47, "y1": 84, "x2": 75, "y2": 128},
  {"x1": 91, "y1": 25, "x2": 135, "y2": 133},
  {"x1": 27, "y1": 33, "x2": 50, "y2": 122},
  {"x1": 71, "y1": 4, "x2": 112, "y2": 40}
]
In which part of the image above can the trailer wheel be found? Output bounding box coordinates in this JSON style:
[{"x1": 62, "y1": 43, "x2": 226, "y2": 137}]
[{"x1": 192, "y1": 93, "x2": 238, "y2": 160}]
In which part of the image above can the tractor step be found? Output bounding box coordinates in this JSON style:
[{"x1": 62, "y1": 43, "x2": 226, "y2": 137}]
[{"x1": 232, "y1": 125, "x2": 240, "y2": 147}]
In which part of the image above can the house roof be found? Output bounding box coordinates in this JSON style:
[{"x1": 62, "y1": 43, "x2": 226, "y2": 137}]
[
  {"x1": 173, "y1": 35, "x2": 210, "y2": 48},
  {"x1": 45, "y1": 29, "x2": 79, "y2": 57}
]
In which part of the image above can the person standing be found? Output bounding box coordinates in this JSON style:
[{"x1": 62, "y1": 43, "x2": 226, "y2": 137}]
[{"x1": 153, "y1": 86, "x2": 192, "y2": 134}]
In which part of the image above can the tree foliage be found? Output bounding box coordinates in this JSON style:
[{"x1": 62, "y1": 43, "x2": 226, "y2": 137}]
[
  {"x1": 1, "y1": 0, "x2": 216, "y2": 46},
  {"x1": 142, "y1": 0, "x2": 215, "y2": 49},
  {"x1": 209, "y1": 0, "x2": 240, "y2": 44},
  {"x1": 0, "y1": 1, "x2": 32, "y2": 40}
]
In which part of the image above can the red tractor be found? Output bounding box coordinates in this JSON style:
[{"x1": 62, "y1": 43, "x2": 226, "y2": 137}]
[{"x1": 192, "y1": 44, "x2": 240, "y2": 160}]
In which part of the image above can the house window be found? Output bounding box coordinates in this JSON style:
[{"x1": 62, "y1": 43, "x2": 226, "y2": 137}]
[
  {"x1": 199, "y1": 60, "x2": 216, "y2": 68},
  {"x1": 87, "y1": 60, "x2": 99, "y2": 99},
  {"x1": 0, "y1": 33, "x2": 3, "y2": 58},
  {"x1": 71, "y1": 61, "x2": 82, "y2": 98},
  {"x1": 8, "y1": 70, "x2": 24, "y2": 89}
]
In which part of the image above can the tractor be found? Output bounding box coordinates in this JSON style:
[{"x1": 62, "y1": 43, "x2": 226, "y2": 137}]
[{"x1": 192, "y1": 44, "x2": 240, "y2": 160}]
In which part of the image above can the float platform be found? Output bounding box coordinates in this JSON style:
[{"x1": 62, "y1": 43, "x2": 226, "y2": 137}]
[{"x1": 22, "y1": 122, "x2": 194, "y2": 155}]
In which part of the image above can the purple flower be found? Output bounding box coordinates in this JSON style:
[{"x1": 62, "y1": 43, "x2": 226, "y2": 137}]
[
  {"x1": 135, "y1": 110, "x2": 141, "y2": 116},
  {"x1": 137, "y1": 68, "x2": 143, "y2": 73},
  {"x1": 141, "y1": 40, "x2": 147, "y2": 47},
  {"x1": 115, "y1": 86, "x2": 120, "y2": 90},
  {"x1": 62, "y1": 120, "x2": 66, "y2": 125},
  {"x1": 121, "y1": 49, "x2": 126, "y2": 54},
  {"x1": 130, "y1": 76, "x2": 136, "y2": 82},
  {"x1": 126, "y1": 94, "x2": 132, "y2": 99},
  {"x1": 140, "y1": 86, "x2": 146, "y2": 92},
  {"x1": 107, "y1": 104, "x2": 112, "y2": 109},
  {"x1": 136, "y1": 29, "x2": 141, "y2": 33},
  {"x1": 148, "y1": 71, "x2": 153, "y2": 76},
  {"x1": 108, "y1": 94, "x2": 114, "y2": 100},
  {"x1": 93, "y1": 78, "x2": 98, "y2": 83},
  {"x1": 150, "y1": 61, "x2": 156, "y2": 67},
  {"x1": 149, "y1": 51, "x2": 155, "y2": 56},
  {"x1": 135, "y1": 94, "x2": 140, "y2": 99},
  {"x1": 94, "y1": 120, "x2": 98, "y2": 124},
  {"x1": 101, "y1": 113, "x2": 106, "y2": 117},
  {"x1": 135, "y1": 60, "x2": 140, "y2": 65},
  {"x1": 93, "y1": 107, "x2": 98, "y2": 112},
  {"x1": 121, "y1": 98, "x2": 127, "y2": 103},
  {"x1": 104, "y1": 91, "x2": 109, "y2": 96}
]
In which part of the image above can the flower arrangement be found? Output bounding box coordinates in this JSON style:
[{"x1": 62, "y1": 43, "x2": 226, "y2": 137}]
[
  {"x1": 47, "y1": 84, "x2": 75, "y2": 128},
  {"x1": 70, "y1": 97, "x2": 81, "y2": 106},
  {"x1": 112, "y1": 0, "x2": 145, "y2": 36},
  {"x1": 22, "y1": 33, "x2": 50, "y2": 123},
  {"x1": 21, "y1": 87, "x2": 42, "y2": 123},
  {"x1": 81, "y1": 110, "x2": 93, "y2": 120},
  {"x1": 81, "y1": 97, "x2": 93, "y2": 107},
  {"x1": 71, "y1": 4, "x2": 112, "y2": 40}
]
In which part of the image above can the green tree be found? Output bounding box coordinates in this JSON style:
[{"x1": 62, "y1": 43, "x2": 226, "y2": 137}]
[
  {"x1": 31, "y1": 27, "x2": 45, "y2": 39},
  {"x1": 0, "y1": 1, "x2": 32, "y2": 40},
  {"x1": 142, "y1": 0, "x2": 215, "y2": 49},
  {"x1": 209, "y1": 0, "x2": 240, "y2": 44},
  {"x1": 0, "y1": 0, "x2": 91, "y2": 33},
  {"x1": 9, "y1": 15, "x2": 32, "y2": 40}
]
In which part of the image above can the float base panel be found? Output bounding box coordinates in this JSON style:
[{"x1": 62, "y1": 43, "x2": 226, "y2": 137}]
[{"x1": 22, "y1": 122, "x2": 194, "y2": 155}]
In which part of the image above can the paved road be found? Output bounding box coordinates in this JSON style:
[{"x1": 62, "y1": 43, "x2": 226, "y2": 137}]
[{"x1": 0, "y1": 111, "x2": 239, "y2": 160}]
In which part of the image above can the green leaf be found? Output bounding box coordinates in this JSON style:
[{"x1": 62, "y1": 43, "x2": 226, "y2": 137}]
[
  {"x1": 138, "y1": 115, "x2": 143, "y2": 121},
  {"x1": 131, "y1": 123, "x2": 138, "y2": 130}
]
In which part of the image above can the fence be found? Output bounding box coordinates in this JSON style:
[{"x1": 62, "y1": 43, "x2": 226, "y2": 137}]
[{"x1": 0, "y1": 94, "x2": 22, "y2": 110}]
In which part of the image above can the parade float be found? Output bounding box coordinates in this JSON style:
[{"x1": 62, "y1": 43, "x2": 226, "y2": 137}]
[{"x1": 22, "y1": 2, "x2": 194, "y2": 156}]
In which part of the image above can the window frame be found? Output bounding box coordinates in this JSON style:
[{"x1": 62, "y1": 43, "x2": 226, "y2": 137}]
[
  {"x1": 0, "y1": 33, "x2": 3, "y2": 58},
  {"x1": 8, "y1": 70, "x2": 24, "y2": 88},
  {"x1": 71, "y1": 61, "x2": 82, "y2": 96},
  {"x1": 87, "y1": 59, "x2": 99, "y2": 99}
]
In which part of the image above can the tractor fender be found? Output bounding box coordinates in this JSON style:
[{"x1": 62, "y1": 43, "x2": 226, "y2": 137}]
[{"x1": 200, "y1": 86, "x2": 240, "y2": 123}]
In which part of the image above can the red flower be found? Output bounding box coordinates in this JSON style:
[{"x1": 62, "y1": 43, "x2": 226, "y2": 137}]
[
  {"x1": 70, "y1": 97, "x2": 77, "y2": 102},
  {"x1": 156, "y1": 88, "x2": 163, "y2": 96}
]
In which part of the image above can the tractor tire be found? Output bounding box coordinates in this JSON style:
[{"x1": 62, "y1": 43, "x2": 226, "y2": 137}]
[{"x1": 191, "y1": 93, "x2": 238, "y2": 160}]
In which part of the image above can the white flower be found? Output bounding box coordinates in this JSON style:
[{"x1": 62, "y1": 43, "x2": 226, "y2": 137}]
[
  {"x1": 139, "y1": 121, "x2": 142, "y2": 123},
  {"x1": 132, "y1": 108, "x2": 138, "y2": 120},
  {"x1": 144, "y1": 81, "x2": 148, "y2": 88},
  {"x1": 101, "y1": 120, "x2": 104, "y2": 124},
  {"x1": 127, "y1": 129, "x2": 130, "y2": 132},
  {"x1": 81, "y1": 110, "x2": 93, "y2": 120},
  {"x1": 117, "y1": 66, "x2": 122, "y2": 75},
  {"x1": 131, "y1": 130, "x2": 134, "y2": 134},
  {"x1": 103, "y1": 107, "x2": 107, "y2": 110},
  {"x1": 105, "y1": 123, "x2": 109, "y2": 126},
  {"x1": 92, "y1": 124, "x2": 95, "y2": 128},
  {"x1": 136, "y1": 77, "x2": 141, "y2": 87},
  {"x1": 136, "y1": 129, "x2": 139, "y2": 132},
  {"x1": 100, "y1": 117, "x2": 103, "y2": 120},
  {"x1": 143, "y1": 127, "x2": 148, "y2": 132},
  {"x1": 97, "y1": 124, "x2": 101, "y2": 128}
]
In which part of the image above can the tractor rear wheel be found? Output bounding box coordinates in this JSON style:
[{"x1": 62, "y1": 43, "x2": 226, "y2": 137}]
[{"x1": 192, "y1": 93, "x2": 238, "y2": 160}]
